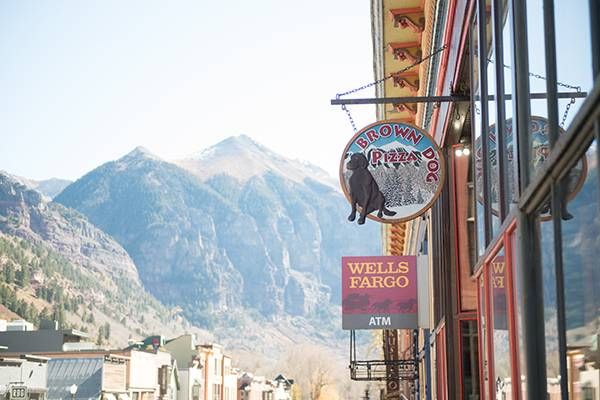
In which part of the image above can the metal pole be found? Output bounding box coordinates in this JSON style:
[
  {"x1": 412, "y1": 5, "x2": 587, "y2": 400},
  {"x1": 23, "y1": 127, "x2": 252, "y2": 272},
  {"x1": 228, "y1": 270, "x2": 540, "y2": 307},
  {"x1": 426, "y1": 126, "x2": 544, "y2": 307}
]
[
  {"x1": 493, "y1": 0, "x2": 508, "y2": 221},
  {"x1": 478, "y1": 0, "x2": 492, "y2": 246},
  {"x1": 591, "y1": 0, "x2": 600, "y2": 196},
  {"x1": 543, "y1": 1, "x2": 569, "y2": 399},
  {"x1": 329, "y1": 92, "x2": 585, "y2": 105},
  {"x1": 512, "y1": 0, "x2": 549, "y2": 398}
]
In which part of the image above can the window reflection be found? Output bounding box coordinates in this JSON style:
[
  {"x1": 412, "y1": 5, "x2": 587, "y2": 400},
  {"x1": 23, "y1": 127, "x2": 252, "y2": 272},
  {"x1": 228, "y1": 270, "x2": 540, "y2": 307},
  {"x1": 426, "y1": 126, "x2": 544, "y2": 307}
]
[
  {"x1": 555, "y1": 1, "x2": 594, "y2": 129},
  {"x1": 484, "y1": 0, "x2": 500, "y2": 236},
  {"x1": 536, "y1": 194, "x2": 562, "y2": 399},
  {"x1": 562, "y1": 140, "x2": 599, "y2": 398},
  {"x1": 472, "y1": 14, "x2": 485, "y2": 257}
]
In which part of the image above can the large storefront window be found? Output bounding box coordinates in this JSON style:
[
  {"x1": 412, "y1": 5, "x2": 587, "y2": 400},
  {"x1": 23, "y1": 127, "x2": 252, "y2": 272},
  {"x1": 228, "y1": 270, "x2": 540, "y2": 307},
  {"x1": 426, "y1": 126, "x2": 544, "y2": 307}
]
[
  {"x1": 561, "y1": 140, "x2": 599, "y2": 398},
  {"x1": 510, "y1": 229, "x2": 527, "y2": 400},
  {"x1": 484, "y1": 0, "x2": 501, "y2": 236},
  {"x1": 471, "y1": 14, "x2": 486, "y2": 257},
  {"x1": 500, "y1": 0, "x2": 517, "y2": 210},
  {"x1": 554, "y1": 1, "x2": 594, "y2": 130},
  {"x1": 526, "y1": 0, "x2": 548, "y2": 182},
  {"x1": 536, "y1": 196, "x2": 562, "y2": 398}
]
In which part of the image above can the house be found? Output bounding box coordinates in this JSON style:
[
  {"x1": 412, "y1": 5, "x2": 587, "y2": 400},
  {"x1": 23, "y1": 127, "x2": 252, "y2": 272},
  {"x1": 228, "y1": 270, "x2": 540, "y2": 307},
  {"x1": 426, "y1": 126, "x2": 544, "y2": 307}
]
[
  {"x1": 164, "y1": 335, "x2": 236, "y2": 400},
  {"x1": 237, "y1": 373, "x2": 293, "y2": 400}
]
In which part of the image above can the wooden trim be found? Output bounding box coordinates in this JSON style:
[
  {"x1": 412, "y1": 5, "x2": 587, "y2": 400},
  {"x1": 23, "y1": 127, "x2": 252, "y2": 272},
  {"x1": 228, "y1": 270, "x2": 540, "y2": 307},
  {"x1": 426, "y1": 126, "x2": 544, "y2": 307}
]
[
  {"x1": 430, "y1": 0, "x2": 457, "y2": 142},
  {"x1": 452, "y1": 0, "x2": 476, "y2": 93},
  {"x1": 485, "y1": 260, "x2": 495, "y2": 399}
]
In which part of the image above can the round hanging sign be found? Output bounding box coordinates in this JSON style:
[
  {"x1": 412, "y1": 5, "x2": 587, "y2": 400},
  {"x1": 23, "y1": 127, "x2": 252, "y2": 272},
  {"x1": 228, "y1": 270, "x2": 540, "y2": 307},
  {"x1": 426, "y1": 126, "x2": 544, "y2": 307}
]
[
  {"x1": 339, "y1": 120, "x2": 445, "y2": 224},
  {"x1": 474, "y1": 115, "x2": 587, "y2": 218}
]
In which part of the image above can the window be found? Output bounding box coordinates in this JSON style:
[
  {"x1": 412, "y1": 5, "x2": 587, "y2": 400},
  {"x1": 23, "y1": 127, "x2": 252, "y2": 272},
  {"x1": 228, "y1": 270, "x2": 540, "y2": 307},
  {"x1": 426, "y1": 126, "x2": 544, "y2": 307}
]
[
  {"x1": 460, "y1": 320, "x2": 480, "y2": 399},
  {"x1": 559, "y1": 141, "x2": 598, "y2": 398},
  {"x1": 212, "y1": 384, "x2": 221, "y2": 400}
]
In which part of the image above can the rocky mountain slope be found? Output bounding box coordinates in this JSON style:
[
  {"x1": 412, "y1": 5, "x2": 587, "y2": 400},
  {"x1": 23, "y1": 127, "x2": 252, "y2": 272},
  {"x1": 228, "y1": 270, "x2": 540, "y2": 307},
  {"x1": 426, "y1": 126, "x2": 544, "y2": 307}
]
[
  {"x1": 2, "y1": 172, "x2": 72, "y2": 200},
  {"x1": 0, "y1": 172, "x2": 206, "y2": 346},
  {"x1": 55, "y1": 137, "x2": 380, "y2": 334}
]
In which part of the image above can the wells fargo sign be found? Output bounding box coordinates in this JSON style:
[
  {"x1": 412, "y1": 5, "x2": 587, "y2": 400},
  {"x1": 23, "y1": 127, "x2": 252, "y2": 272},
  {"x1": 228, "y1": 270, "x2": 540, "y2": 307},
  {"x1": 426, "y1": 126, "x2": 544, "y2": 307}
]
[
  {"x1": 342, "y1": 256, "x2": 417, "y2": 330},
  {"x1": 340, "y1": 120, "x2": 445, "y2": 224}
]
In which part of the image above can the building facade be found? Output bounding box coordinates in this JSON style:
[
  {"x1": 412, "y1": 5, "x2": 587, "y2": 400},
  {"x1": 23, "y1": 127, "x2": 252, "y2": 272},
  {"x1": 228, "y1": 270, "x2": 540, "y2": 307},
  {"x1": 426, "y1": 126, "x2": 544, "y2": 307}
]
[
  {"x1": 369, "y1": 0, "x2": 600, "y2": 399},
  {"x1": 164, "y1": 335, "x2": 236, "y2": 400}
]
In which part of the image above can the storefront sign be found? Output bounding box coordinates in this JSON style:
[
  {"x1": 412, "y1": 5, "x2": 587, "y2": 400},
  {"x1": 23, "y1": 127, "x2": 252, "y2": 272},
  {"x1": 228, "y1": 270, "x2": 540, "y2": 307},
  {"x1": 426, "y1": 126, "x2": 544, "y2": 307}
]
[
  {"x1": 342, "y1": 256, "x2": 417, "y2": 330},
  {"x1": 340, "y1": 120, "x2": 445, "y2": 224},
  {"x1": 475, "y1": 116, "x2": 586, "y2": 217},
  {"x1": 491, "y1": 255, "x2": 508, "y2": 330}
]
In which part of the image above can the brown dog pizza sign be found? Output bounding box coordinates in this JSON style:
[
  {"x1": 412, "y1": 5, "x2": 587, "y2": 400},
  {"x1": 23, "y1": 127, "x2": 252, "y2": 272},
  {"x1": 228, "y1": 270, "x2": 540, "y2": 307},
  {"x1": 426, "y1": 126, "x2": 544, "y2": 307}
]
[{"x1": 340, "y1": 120, "x2": 445, "y2": 224}]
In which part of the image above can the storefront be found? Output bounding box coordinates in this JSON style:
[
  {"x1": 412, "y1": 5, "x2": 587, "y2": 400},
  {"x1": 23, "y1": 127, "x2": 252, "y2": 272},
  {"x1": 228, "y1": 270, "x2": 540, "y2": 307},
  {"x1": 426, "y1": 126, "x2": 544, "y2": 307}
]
[{"x1": 369, "y1": 0, "x2": 599, "y2": 398}]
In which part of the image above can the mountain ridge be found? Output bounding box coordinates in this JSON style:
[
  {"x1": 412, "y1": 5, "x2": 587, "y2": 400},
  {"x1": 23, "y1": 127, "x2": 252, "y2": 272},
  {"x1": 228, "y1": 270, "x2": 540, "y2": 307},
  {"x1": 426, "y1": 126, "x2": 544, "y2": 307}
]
[{"x1": 53, "y1": 136, "x2": 380, "y2": 355}]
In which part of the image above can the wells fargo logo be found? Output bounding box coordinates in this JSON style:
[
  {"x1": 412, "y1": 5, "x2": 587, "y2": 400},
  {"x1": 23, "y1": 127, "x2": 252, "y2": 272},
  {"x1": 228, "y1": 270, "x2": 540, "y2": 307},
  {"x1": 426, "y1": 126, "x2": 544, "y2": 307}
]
[
  {"x1": 346, "y1": 260, "x2": 411, "y2": 289},
  {"x1": 491, "y1": 259, "x2": 505, "y2": 289},
  {"x1": 342, "y1": 256, "x2": 418, "y2": 330}
]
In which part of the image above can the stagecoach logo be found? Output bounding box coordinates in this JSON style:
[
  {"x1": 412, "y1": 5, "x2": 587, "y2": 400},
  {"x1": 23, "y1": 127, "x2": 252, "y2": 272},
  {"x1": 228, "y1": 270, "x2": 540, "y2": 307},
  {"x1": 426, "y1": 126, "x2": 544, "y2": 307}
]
[{"x1": 340, "y1": 120, "x2": 445, "y2": 224}]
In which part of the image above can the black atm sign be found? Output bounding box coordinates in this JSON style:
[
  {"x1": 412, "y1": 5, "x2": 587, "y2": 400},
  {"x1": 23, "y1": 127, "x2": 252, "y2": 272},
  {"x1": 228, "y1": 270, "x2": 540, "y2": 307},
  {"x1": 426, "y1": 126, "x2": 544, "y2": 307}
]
[{"x1": 10, "y1": 386, "x2": 28, "y2": 400}]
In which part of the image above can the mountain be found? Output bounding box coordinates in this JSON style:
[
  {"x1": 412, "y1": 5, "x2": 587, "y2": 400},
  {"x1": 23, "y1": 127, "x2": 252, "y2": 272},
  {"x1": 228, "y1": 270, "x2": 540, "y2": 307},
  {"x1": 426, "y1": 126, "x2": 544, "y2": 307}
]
[
  {"x1": 175, "y1": 135, "x2": 337, "y2": 189},
  {"x1": 0, "y1": 172, "x2": 206, "y2": 345},
  {"x1": 33, "y1": 178, "x2": 73, "y2": 199},
  {"x1": 54, "y1": 137, "x2": 380, "y2": 342},
  {"x1": 2, "y1": 172, "x2": 72, "y2": 200}
]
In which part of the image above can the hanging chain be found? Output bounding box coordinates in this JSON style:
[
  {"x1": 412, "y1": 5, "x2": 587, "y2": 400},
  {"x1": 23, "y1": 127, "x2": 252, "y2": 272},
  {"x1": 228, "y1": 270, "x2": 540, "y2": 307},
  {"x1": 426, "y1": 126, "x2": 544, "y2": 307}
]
[
  {"x1": 493, "y1": 60, "x2": 582, "y2": 127},
  {"x1": 336, "y1": 44, "x2": 448, "y2": 132}
]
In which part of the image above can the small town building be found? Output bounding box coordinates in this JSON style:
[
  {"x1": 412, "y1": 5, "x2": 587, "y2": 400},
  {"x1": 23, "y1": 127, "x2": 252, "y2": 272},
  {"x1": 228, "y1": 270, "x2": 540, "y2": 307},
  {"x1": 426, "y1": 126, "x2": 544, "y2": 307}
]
[
  {"x1": 164, "y1": 335, "x2": 236, "y2": 400},
  {"x1": 0, "y1": 321, "x2": 93, "y2": 353},
  {"x1": 0, "y1": 354, "x2": 49, "y2": 400},
  {"x1": 46, "y1": 355, "x2": 128, "y2": 400},
  {"x1": 237, "y1": 373, "x2": 293, "y2": 400}
]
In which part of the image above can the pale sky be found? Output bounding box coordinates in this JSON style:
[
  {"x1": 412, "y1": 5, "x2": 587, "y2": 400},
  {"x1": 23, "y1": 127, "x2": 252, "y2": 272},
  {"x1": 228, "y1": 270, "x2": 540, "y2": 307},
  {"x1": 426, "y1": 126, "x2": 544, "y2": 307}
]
[{"x1": 0, "y1": 1, "x2": 376, "y2": 181}]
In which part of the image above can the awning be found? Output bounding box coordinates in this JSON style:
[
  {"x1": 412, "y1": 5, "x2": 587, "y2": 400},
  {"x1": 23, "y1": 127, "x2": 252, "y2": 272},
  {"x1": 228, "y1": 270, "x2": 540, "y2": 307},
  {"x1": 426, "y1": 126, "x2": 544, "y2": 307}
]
[{"x1": 117, "y1": 394, "x2": 130, "y2": 400}]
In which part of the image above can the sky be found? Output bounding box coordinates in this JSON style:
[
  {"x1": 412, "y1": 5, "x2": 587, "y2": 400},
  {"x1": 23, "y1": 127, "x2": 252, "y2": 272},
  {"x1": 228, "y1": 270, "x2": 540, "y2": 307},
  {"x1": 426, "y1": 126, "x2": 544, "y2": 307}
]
[{"x1": 0, "y1": 1, "x2": 376, "y2": 181}]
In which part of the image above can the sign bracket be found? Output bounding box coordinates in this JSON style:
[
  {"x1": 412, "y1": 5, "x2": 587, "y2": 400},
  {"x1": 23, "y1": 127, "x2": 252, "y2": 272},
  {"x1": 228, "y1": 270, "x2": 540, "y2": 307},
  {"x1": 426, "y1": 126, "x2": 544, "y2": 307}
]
[
  {"x1": 349, "y1": 330, "x2": 417, "y2": 381},
  {"x1": 330, "y1": 91, "x2": 586, "y2": 106}
]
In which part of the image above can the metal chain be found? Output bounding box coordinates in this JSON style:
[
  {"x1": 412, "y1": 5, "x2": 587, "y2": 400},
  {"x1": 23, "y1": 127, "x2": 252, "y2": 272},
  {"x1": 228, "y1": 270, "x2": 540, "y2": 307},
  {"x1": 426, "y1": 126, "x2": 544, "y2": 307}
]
[
  {"x1": 560, "y1": 90, "x2": 579, "y2": 128},
  {"x1": 336, "y1": 44, "x2": 448, "y2": 132},
  {"x1": 490, "y1": 58, "x2": 582, "y2": 128}
]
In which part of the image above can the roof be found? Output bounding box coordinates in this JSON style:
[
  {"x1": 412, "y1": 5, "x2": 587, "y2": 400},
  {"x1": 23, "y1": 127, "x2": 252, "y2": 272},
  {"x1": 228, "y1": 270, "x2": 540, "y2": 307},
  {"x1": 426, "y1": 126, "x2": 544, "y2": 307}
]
[{"x1": 47, "y1": 358, "x2": 104, "y2": 400}]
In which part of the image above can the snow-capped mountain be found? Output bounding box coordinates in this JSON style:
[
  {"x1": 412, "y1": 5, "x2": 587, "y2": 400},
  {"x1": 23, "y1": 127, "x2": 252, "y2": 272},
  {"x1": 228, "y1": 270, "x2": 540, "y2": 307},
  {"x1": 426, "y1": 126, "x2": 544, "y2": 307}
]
[{"x1": 175, "y1": 135, "x2": 338, "y2": 189}]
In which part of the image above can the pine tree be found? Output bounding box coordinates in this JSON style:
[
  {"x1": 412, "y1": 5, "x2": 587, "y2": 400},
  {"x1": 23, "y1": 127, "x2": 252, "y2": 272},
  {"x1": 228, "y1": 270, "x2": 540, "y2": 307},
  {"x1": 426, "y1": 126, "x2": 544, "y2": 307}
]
[{"x1": 104, "y1": 322, "x2": 110, "y2": 341}]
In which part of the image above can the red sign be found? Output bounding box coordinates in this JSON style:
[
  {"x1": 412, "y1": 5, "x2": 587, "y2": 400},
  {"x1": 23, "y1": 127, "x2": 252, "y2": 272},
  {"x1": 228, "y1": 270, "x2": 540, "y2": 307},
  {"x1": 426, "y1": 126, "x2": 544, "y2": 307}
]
[{"x1": 342, "y1": 256, "x2": 417, "y2": 330}]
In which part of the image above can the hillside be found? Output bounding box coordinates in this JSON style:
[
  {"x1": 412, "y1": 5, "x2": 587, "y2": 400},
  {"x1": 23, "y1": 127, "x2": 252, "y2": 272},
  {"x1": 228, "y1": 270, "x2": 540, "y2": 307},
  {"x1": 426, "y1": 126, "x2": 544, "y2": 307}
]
[{"x1": 0, "y1": 172, "x2": 209, "y2": 346}]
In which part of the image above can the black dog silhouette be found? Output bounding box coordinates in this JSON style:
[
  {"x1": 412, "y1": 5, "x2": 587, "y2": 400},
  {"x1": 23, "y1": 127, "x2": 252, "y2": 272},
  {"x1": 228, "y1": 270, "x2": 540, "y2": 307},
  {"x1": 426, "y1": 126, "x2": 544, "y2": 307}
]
[{"x1": 347, "y1": 153, "x2": 396, "y2": 224}]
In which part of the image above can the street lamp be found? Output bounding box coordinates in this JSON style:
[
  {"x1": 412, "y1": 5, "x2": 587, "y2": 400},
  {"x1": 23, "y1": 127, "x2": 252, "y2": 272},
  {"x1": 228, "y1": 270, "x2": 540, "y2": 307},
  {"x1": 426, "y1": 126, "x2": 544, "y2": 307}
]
[{"x1": 69, "y1": 384, "x2": 78, "y2": 400}]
